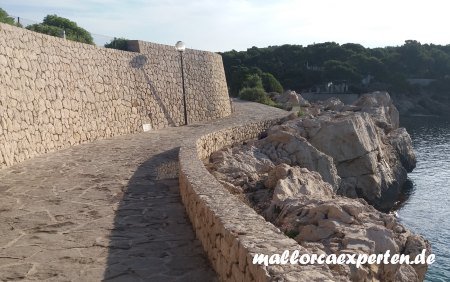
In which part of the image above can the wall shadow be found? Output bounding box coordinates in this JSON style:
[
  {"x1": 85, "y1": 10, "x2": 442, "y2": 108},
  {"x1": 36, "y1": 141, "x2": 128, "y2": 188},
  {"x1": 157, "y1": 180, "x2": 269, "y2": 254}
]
[
  {"x1": 103, "y1": 148, "x2": 217, "y2": 281},
  {"x1": 130, "y1": 55, "x2": 177, "y2": 127}
]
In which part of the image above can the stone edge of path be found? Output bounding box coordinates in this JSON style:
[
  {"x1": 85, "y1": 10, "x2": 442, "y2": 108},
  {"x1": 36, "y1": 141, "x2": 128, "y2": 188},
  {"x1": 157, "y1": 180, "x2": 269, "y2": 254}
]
[{"x1": 179, "y1": 106, "x2": 313, "y2": 281}]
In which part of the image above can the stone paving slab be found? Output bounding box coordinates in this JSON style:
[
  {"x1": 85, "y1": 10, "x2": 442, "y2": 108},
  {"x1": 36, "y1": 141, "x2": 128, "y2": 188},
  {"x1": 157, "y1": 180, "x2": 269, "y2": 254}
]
[{"x1": 0, "y1": 100, "x2": 288, "y2": 281}]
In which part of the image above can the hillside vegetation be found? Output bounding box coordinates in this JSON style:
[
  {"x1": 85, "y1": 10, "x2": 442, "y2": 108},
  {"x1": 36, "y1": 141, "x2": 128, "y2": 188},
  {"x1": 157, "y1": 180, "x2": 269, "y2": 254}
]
[{"x1": 221, "y1": 41, "x2": 450, "y2": 115}]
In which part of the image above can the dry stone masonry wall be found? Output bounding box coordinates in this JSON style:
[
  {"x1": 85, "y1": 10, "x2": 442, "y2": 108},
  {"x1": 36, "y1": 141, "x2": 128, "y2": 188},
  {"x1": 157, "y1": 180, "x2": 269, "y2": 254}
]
[
  {"x1": 133, "y1": 41, "x2": 231, "y2": 124},
  {"x1": 0, "y1": 23, "x2": 231, "y2": 168},
  {"x1": 179, "y1": 118, "x2": 337, "y2": 281}
]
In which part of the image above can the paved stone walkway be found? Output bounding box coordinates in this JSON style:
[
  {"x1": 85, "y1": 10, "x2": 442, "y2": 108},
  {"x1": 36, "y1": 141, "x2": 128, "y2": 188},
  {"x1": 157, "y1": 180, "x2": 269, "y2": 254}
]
[{"x1": 0, "y1": 101, "x2": 288, "y2": 281}]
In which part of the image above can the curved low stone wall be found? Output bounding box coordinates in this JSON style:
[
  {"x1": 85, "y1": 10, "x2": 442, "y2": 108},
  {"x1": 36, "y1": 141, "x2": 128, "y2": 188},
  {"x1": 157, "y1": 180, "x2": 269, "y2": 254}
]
[{"x1": 179, "y1": 118, "x2": 313, "y2": 281}]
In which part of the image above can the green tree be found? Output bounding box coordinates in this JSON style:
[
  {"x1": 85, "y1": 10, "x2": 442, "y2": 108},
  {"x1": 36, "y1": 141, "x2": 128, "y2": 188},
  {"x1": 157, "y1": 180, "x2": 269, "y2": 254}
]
[
  {"x1": 26, "y1": 24, "x2": 63, "y2": 37},
  {"x1": 398, "y1": 40, "x2": 431, "y2": 77},
  {"x1": 105, "y1": 37, "x2": 129, "y2": 51},
  {"x1": 261, "y1": 72, "x2": 283, "y2": 93},
  {"x1": 226, "y1": 66, "x2": 262, "y2": 96},
  {"x1": 226, "y1": 66, "x2": 250, "y2": 97},
  {"x1": 428, "y1": 48, "x2": 450, "y2": 77},
  {"x1": 242, "y1": 73, "x2": 263, "y2": 89},
  {"x1": 323, "y1": 60, "x2": 360, "y2": 82},
  {"x1": 342, "y1": 43, "x2": 366, "y2": 54},
  {"x1": 221, "y1": 40, "x2": 450, "y2": 101},
  {"x1": 27, "y1": 14, "x2": 93, "y2": 44},
  {"x1": 0, "y1": 8, "x2": 16, "y2": 25},
  {"x1": 347, "y1": 53, "x2": 386, "y2": 79}
]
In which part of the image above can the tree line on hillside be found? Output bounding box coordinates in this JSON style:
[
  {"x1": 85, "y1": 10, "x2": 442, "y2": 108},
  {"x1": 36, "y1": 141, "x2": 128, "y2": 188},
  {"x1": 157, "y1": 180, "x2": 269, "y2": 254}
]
[
  {"x1": 220, "y1": 41, "x2": 450, "y2": 105},
  {"x1": 0, "y1": 7, "x2": 127, "y2": 49}
]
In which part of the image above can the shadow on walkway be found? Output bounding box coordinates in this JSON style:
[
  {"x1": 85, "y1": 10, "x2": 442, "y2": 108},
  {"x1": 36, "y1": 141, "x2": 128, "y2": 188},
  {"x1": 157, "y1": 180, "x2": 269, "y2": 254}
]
[{"x1": 103, "y1": 148, "x2": 216, "y2": 281}]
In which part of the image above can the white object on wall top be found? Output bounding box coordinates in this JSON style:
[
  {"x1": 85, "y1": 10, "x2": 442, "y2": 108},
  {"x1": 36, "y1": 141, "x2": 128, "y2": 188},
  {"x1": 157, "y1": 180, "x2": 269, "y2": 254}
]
[{"x1": 175, "y1": 41, "x2": 185, "y2": 52}]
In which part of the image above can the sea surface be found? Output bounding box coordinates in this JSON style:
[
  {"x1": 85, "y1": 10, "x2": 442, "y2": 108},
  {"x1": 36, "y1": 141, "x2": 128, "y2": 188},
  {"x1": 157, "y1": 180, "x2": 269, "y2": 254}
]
[{"x1": 398, "y1": 116, "x2": 450, "y2": 282}]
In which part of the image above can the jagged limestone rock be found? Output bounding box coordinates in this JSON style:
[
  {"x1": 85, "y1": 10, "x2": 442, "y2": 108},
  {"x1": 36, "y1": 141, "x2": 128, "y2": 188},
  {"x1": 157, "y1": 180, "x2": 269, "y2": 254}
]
[{"x1": 207, "y1": 92, "x2": 429, "y2": 281}]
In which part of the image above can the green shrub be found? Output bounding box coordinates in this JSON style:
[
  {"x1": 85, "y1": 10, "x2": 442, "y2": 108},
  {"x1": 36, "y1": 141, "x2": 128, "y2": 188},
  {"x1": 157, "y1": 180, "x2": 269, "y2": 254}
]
[
  {"x1": 261, "y1": 72, "x2": 283, "y2": 93},
  {"x1": 105, "y1": 37, "x2": 129, "y2": 51},
  {"x1": 242, "y1": 73, "x2": 264, "y2": 89},
  {"x1": 26, "y1": 14, "x2": 94, "y2": 44},
  {"x1": 238, "y1": 87, "x2": 284, "y2": 108},
  {"x1": 297, "y1": 107, "x2": 305, "y2": 117},
  {"x1": 239, "y1": 87, "x2": 265, "y2": 102},
  {"x1": 239, "y1": 87, "x2": 278, "y2": 107},
  {"x1": 27, "y1": 24, "x2": 64, "y2": 37},
  {"x1": 0, "y1": 8, "x2": 15, "y2": 25}
]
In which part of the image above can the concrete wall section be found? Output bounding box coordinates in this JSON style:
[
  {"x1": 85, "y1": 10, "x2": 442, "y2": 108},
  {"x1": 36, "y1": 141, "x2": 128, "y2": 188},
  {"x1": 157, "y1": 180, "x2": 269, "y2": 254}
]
[{"x1": 0, "y1": 23, "x2": 231, "y2": 168}]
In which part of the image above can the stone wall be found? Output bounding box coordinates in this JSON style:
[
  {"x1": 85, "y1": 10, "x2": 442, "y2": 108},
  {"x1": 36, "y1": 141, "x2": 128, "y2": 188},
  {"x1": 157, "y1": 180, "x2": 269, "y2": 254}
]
[
  {"x1": 130, "y1": 41, "x2": 231, "y2": 124},
  {"x1": 0, "y1": 23, "x2": 231, "y2": 168},
  {"x1": 179, "y1": 119, "x2": 317, "y2": 281}
]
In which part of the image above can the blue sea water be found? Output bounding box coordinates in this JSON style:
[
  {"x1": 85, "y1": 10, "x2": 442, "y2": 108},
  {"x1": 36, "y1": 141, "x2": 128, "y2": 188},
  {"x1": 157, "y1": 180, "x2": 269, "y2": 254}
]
[{"x1": 398, "y1": 116, "x2": 450, "y2": 282}]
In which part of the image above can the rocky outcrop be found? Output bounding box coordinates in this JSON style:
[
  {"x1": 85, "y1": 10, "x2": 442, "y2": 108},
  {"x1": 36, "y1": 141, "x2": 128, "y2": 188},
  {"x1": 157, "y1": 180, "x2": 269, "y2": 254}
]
[
  {"x1": 256, "y1": 130, "x2": 341, "y2": 190},
  {"x1": 272, "y1": 90, "x2": 311, "y2": 110},
  {"x1": 262, "y1": 91, "x2": 415, "y2": 211},
  {"x1": 282, "y1": 111, "x2": 407, "y2": 211},
  {"x1": 394, "y1": 92, "x2": 450, "y2": 117},
  {"x1": 206, "y1": 92, "x2": 430, "y2": 281},
  {"x1": 354, "y1": 91, "x2": 400, "y2": 131},
  {"x1": 209, "y1": 92, "x2": 416, "y2": 211},
  {"x1": 388, "y1": 128, "x2": 417, "y2": 172},
  {"x1": 208, "y1": 151, "x2": 430, "y2": 281},
  {"x1": 265, "y1": 163, "x2": 430, "y2": 281},
  {"x1": 323, "y1": 97, "x2": 345, "y2": 111}
]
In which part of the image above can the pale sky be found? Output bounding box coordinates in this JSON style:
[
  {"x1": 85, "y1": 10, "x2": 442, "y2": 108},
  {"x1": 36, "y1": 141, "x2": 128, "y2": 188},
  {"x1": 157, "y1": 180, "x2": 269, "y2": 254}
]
[{"x1": 2, "y1": 0, "x2": 449, "y2": 52}]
